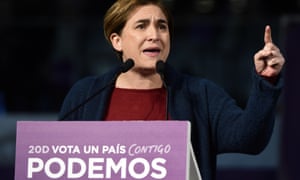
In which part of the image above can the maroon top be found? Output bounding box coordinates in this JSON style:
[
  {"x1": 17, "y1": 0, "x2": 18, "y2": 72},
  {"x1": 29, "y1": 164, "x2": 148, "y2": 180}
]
[{"x1": 105, "y1": 87, "x2": 167, "y2": 121}]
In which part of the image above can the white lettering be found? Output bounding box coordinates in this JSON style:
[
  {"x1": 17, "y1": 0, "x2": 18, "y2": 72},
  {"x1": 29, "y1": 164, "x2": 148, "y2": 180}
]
[
  {"x1": 51, "y1": 145, "x2": 80, "y2": 154},
  {"x1": 151, "y1": 158, "x2": 167, "y2": 179},
  {"x1": 128, "y1": 144, "x2": 171, "y2": 156},
  {"x1": 27, "y1": 157, "x2": 167, "y2": 179},
  {"x1": 27, "y1": 158, "x2": 44, "y2": 178},
  {"x1": 128, "y1": 158, "x2": 150, "y2": 179},
  {"x1": 83, "y1": 145, "x2": 99, "y2": 154},
  {"x1": 105, "y1": 158, "x2": 127, "y2": 179},
  {"x1": 44, "y1": 157, "x2": 65, "y2": 179},
  {"x1": 102, "y1": 144, "x2": 126, "y2": 154},
  {"x1": 67, "y1": 158, "x2": 86, "y2": 178},
  {"x1": 88, "y1": 158, "x2": 104, "y2": 178}
]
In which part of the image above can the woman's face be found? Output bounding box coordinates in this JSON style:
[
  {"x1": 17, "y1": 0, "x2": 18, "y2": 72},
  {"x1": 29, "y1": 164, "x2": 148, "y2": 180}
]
[{"x1": 110, "y1": 4, "x2": 170, "y2": 70}]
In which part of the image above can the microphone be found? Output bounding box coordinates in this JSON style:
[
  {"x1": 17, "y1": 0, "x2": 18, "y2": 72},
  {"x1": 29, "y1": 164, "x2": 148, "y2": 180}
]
[
  {"x1": 120, "y1": 58, "x2": 135, "y2": 73},
  {"x1": 156, "y1": 60, "x2": 169, "y2": 120},
  {"x1": 59, "y1": 59, "x2": 134, "y2": 121}
]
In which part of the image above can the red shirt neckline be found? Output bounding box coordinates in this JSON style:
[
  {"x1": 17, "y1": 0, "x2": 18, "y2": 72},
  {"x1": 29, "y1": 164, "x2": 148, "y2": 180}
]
[{"x1": 104, "y1": 87, "x2": 167, "y2": 121}]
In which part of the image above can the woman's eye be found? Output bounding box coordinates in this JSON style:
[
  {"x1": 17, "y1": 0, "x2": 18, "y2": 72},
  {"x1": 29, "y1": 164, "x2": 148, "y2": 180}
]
[
  {"x1": 160, "y1": 25, "x2": 167, "y2": 30},
  {"x1": 159, "y1": 24, "x2": 168, "y2": 31},
  {"x1": 136, "y1": 24, "x2": 145, "y2": 29}
]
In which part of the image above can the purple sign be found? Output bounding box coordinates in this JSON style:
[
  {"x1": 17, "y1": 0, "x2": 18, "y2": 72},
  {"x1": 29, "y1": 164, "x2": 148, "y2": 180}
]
[{"x1": 15, "y1": 121, "x2": 191, "y2": 180}]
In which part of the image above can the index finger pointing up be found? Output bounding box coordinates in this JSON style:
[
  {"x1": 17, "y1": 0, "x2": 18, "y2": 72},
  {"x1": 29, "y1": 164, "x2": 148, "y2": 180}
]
[{"x1": 264, "y1": 25, "x2": 273, "y2": 44}]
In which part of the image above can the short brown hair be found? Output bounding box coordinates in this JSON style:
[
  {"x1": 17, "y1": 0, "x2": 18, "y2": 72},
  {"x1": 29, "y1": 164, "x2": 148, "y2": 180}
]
[{"x1": 103, "y1": 0, "x2": 173, "y2": 59}]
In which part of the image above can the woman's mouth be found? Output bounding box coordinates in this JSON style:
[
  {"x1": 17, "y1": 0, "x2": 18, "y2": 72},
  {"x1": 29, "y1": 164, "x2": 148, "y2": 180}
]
[{"x1": 143, "y1": 48, "x2": 161, "y2": 57}]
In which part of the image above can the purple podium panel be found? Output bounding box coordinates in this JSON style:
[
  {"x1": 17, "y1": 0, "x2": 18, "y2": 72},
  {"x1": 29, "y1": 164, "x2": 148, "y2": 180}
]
[{"x1": 15, "y1": 121, "x2": 191, "y2": 180}]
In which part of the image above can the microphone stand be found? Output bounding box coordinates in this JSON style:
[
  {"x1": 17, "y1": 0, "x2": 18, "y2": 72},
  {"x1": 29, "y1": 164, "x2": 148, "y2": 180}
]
[
  {"x1": 59, "y1": 59, "x2": 134, "y2": 121},
  {"x1": 156, "y1": 60, "x2": 169, "y2": 120}
]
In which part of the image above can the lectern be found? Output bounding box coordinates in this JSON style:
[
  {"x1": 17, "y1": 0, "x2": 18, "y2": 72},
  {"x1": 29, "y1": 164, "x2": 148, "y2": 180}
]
[{"x1": 15, "y1": 121, "x2": 201, "y2": 180}]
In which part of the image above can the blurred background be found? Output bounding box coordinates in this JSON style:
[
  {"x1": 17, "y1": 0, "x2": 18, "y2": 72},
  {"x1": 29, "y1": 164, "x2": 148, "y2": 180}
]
[{"x1": 0, "y1": 0, "x2": 299, "y2": 179}]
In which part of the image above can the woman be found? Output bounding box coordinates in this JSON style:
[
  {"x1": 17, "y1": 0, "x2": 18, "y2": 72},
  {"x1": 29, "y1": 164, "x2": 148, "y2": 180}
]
[{"x1": 59, "y1": 0, "x2": 285, "y2": 180}]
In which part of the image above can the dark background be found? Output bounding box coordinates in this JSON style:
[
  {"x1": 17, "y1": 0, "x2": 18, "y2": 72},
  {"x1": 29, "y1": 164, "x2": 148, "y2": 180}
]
[
  {"x1": 0, "y1": 0, "x2": 299, "y2": 179},
  {"x1": 0, "y1": 0, "x2": 297, "y2": 113}
]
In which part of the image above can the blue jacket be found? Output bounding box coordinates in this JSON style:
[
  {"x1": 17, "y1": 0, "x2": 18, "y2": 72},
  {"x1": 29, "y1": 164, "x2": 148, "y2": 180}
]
[{"x1": 59, "y1": 63, "x2": 283, "y2": 180}]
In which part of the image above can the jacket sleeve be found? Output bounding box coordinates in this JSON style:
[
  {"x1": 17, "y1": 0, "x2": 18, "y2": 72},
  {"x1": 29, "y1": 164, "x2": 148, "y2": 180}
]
[{"x1": 206, "y1": 72, "x2": 283, "y2": 154}]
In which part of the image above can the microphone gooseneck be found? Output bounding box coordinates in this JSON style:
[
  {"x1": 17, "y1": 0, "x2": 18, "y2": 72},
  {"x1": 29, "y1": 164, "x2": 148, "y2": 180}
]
[
  {"x1": 59, "y1": 59, "x2": 135, "y2": 121},
  {"x1": 156, "y1": 60, "x2": 169, "y2": 120}
]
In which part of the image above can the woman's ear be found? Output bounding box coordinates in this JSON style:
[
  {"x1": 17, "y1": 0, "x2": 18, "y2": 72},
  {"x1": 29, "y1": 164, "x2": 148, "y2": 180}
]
[{"x1": 110, "y1": 33, "x2": 122, "y2": 52}]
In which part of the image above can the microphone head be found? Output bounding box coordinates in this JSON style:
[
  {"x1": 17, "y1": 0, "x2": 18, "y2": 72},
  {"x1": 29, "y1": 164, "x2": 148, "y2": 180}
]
[
  {"x1": 121, "y1": 59, "x2": 134, "y2": 73},
  {"x1": 156, "y1": 60, "x2": 165, "y2": 75}
]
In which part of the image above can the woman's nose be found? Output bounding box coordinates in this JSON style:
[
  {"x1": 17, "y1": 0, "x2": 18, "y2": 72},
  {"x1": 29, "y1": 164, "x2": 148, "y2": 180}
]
[{"x1": 146, "y1": 26, "x2": 159, "y2": 42}]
